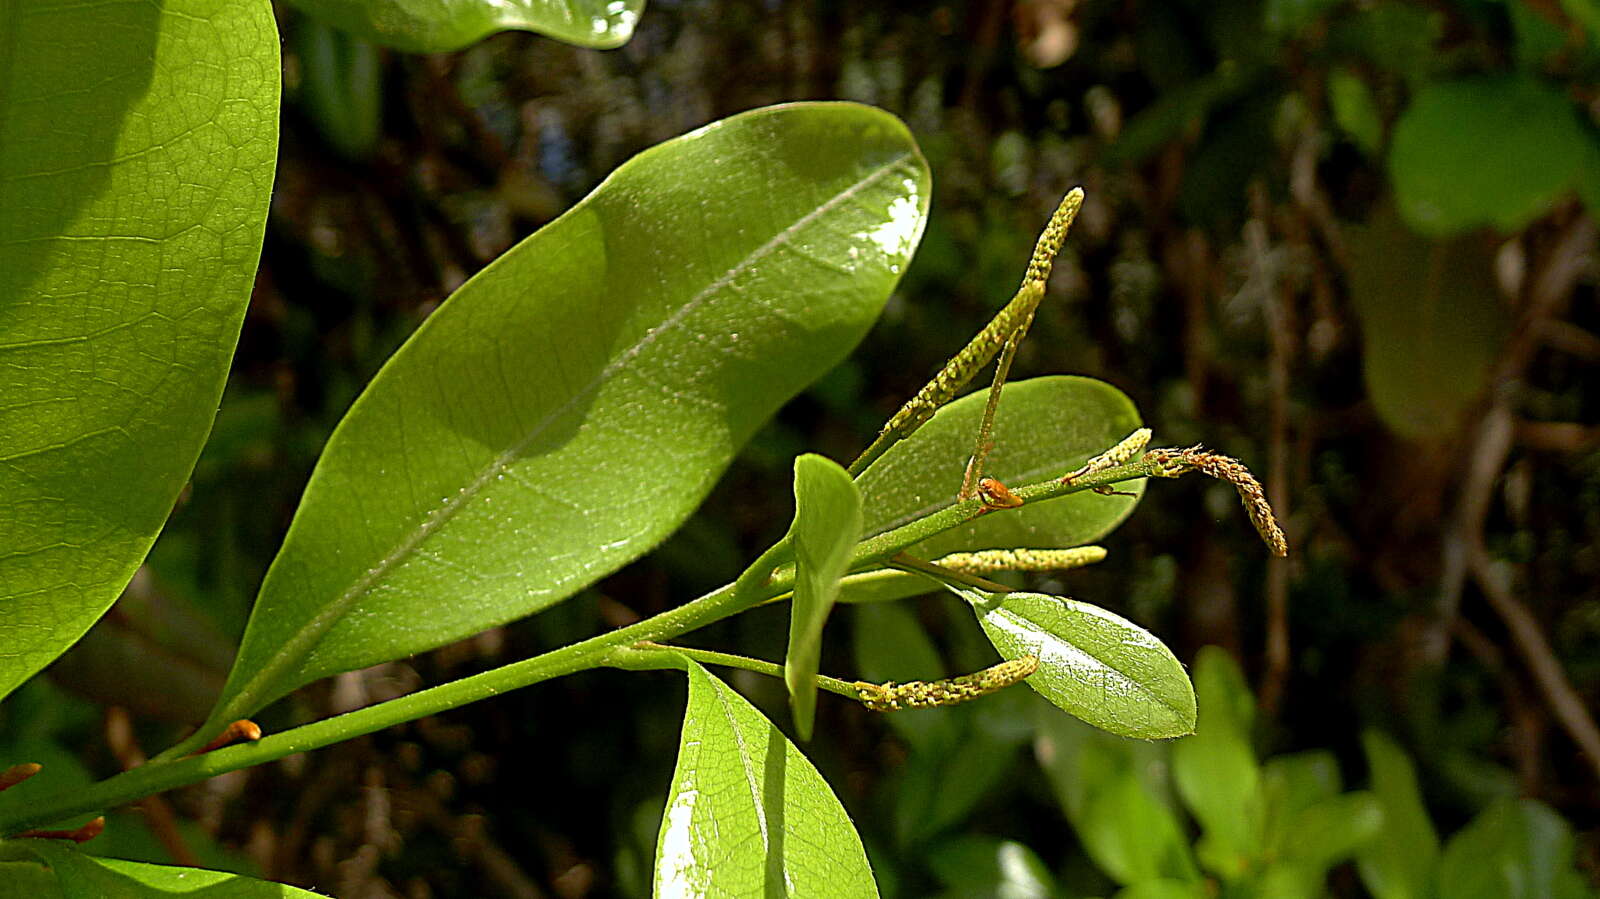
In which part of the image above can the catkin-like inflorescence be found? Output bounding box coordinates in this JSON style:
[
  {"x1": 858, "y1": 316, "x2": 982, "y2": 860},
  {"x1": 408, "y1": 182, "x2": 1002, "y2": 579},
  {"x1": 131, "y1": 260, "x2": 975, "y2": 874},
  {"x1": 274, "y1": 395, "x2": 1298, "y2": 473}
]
[
  {"x1": 1025, "y1": 188, "x2": 1085, "y2": 286},
  {"x1": 1062, "y1": 427, "x2": 1153, "y2": 483},
  {"x1": 856, "y1": 655, "x2": 1040, "y2": 711},
  {"x1": 934, "y1": 546, "x2": 1107, "y2": 574},
  {"x1": 1141, "y1": 445, "x2": 1288, "y2": 556},
  {"x1": 879, "y1": 281, "x2": 1045, "y2": 437}
]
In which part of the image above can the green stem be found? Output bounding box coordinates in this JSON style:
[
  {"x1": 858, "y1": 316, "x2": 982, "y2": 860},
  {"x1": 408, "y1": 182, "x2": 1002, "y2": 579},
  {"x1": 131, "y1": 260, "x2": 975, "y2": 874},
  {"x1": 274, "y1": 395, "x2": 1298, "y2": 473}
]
[
  {"x1": 0, "y1": 457, "x2": 1158, "y2": 835},
  {"x1": 613, "y1": 642, "x2": 862, "y2": 699},
  {"x1": 887, "y1": 553, "x2": 1014, "y2": 595},
  {"x1": 958, "y1": 328, "x2": 1026, "y2": 499}
]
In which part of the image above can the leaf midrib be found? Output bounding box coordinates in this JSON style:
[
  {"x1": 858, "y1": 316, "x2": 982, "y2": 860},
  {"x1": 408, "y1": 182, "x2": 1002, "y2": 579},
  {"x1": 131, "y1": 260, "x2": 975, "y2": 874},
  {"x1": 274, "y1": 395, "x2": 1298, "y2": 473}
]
[{"x1": 221, "y1": 152, "x2": 915, "y2": 721}]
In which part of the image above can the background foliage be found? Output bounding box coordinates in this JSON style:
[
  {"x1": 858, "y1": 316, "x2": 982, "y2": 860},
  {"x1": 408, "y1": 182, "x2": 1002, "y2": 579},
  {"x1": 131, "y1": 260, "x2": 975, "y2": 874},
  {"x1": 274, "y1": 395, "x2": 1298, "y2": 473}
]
[{"x1": 5, "y1": 0, "x2": 1597, "y2": 894}]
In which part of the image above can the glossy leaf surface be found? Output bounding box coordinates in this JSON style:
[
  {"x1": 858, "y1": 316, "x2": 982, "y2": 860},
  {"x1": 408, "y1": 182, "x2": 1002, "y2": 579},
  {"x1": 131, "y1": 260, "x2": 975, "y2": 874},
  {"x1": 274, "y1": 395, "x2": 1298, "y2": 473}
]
[
  {"x1": 655, "y1": 660, "x2": 877, "y2": 897},
  {"x1": 287, "y1": 0, "x2": 644, "y2": 53},
  {"x1": 210, "y1": 102, "x2": 929, "y2": 727},
  {"x1": 855, "y1": 376, "x2": 1145, "y2": 557},
  {"x1": 0, "y1": 0, "x2": 278, "y2": 703},
  {"x1": 969, "y1": 591, "x2": 1194, "y2": 739},
  {"x1": 0, "y1": 841, "x2": 324, "y2": 897},
  {"x1": 784, "y1": 454, "x2": 862, "y2": 740}
]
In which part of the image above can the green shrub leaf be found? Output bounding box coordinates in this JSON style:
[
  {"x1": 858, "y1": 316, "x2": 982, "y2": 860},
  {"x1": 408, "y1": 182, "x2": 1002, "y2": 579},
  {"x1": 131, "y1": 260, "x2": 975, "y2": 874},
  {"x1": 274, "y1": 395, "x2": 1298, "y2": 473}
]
[
  {"x1": 207, "y1": 102, "x2": 929, "y2": 728},
  {"x1": 1346, "y1": 206, "x2": 1504, "y2": 439},
  {"x1": 287, "y1": 0, "x2": 644, "y2": 53},
  {"x1": 1081, "y1": 770, "x2": 1202, "y2": 886},
  {"x1": 0, "y1": 841, "x2": 324, "y2": 897},
  {"x1": 656, "y1": 660, "x2": 878, "y2": 897},
  {"x1": 966, "y1": 590, "x2": 1194, "y2": 739},
  {"x1": 0, "y1": 0, "x2": 278, "y2": 704},
  {"x1": 1437, "y1": 798, "x2": 1589, "y2": 899},
  {"x1": 785, "y1": 454, "x2": 862, "y2": 740},
  {"x1": 1390, "y1": 75, "x2": 1591, "y2": 235},
  {"x1": 855, "y1": 376, "x2": 1146, "y2": 558},
  {"x1": 1172, "y1": 646, "x2": 1262, "y2": 879},
  {"x1": 1356, "y1": 730, "x2": 1440, "y2": 899}
]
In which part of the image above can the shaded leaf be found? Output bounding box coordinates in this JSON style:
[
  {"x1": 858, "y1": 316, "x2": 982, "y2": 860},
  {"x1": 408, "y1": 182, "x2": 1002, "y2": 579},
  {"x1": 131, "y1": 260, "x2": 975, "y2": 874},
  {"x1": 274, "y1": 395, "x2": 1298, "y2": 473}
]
[
  {"x1": 785, "y1": 454, "x2": 862, "y2": 740},
  {"x1": 1390, "y1": 75, "x2": 1590, "y2": 235},
  {"x1": 287, "y1": 0, "x2": 644, "y2": 53},
  {"x1": 1171, "y1": 647, "x2": 1261, "y2": 879},
  {"x1": 1437, "y1": 798, "x2": 1589, "y2": 899},
  {"x1": 206, "y1": 102, "x2": 928, "y2": 730},
  {"x1": 655, "y1": 660, "x2": 877, "y2": 897},
  {"x1": 1081, "y1": 768, "x2": 1201, "y2": 886},
  {"x1": 1356, "y1": 730, "x2": 1439, "y2": 899},
  {"x1": 0, "y1": 0, "x2": 278, "y2": 704},
  {"x1": 966, "y1": 590, "x2": 1194, "y2": 739},
  {"x1": 1347, "y1": 205, "x2": 1505, "y2": 439},
  {"x1": 1277, "y1": 792, "x2": 1383, "y2": 873},
  {"x1": 856, "y1": 376, "x2": 1146, "y2": 559},
  {"x1": 1329, "y1": 69, "x2": 1382, "y2": 155},
  {"x1": 851, "y1": 602, "x2": 951, "y2": 750},
  {"x1": 927, "y1": 836, "x2": 1055, "y2": 899},
  {"x1": 0, "y1": 841, "x2": 325, "y2": 897}
]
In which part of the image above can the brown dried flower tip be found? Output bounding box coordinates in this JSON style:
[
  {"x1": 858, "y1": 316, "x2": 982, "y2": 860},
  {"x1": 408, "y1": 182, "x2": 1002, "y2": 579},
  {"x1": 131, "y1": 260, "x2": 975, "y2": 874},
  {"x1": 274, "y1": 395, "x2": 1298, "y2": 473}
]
[
  {"x1": 194, "y1": 719, "x2": 264, "y2": 755},
  {"x1": 856, "y1": 655, "x2": 1040, "y2": 711},
  {"x1": 977, "y1": 476, "x2": 1025, "y2": 510},
  {"x1": 1153, "y1": 446, "x2": 1287, "y2": 557},
  {"x1": 0, "y1": 763, "x2": 42, "y2": 793},
  {"x1": 15, "y1": 816, "x2": 105, "y2": 844}
]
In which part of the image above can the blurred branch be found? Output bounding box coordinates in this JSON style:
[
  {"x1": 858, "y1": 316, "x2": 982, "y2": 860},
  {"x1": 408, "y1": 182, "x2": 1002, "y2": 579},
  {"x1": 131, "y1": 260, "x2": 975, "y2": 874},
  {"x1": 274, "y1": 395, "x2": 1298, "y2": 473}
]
[{"x1": 1470, "y1": 546, "x2": 1600, "y2": 786}]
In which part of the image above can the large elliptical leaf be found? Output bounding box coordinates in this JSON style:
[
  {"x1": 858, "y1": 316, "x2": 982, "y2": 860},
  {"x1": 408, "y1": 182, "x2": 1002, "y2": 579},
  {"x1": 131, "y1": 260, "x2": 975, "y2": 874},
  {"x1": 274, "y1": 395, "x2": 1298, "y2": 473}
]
[
  {"x1": 854, "y1": 376, "x2": 1145, "y2": 558},
  {"x1": 206, "y1": 103, "x2": 928, "y2": 731},
  {"x1": 655, "y1": 660, "x2": 878, "y2": 897},
  {"x1": 287, "y1": 0, "x2": 644, "y2": 53},
  {"x1": 967, "y1": 590, "x2": 1194, "y2": 739},
  {"x1": 0, "y1": 0, "x2": 279, "y2": 703},
  {"x1": 785, "y1": 455, "x2": 862, "y2": 741}
]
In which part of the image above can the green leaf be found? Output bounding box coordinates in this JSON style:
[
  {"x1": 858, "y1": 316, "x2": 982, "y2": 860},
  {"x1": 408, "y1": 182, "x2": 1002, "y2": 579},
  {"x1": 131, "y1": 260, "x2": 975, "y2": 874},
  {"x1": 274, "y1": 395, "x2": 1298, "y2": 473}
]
[
  {"x1": 1389, "y1": 75, "x2": 1591, "y2": 235},
  {"x1": 286, "y1": 0, "x2": 644, "y2": 53},
  {"x1": 927, "y1": 836, "x2": 1056, "y2": 899},
  {"x1": 1114, "y1": 882, "x2": 1209, "y2": 899},
  {"x1": 1171, "y1": 646, "x2": 1261, "y2": 879},
  {"x1": 0, "y1": 841, "x2": 325, "y2": 897},
  {"x1": 294, "y1": 19, "x2": 383, "y2": 160},
  {"x1": 891, "y1": 708, "x2": 1024, "y2": 846},
  {"x1": 1346, "y1": 205, "x2": 1505, "y2": 439},
  {"x1": 1328, "y1": 69, "x2": 1383, "y2": 155},
  {"x1": 966, "y1": 591, "x2": 1194, "y2": 739},
  {"x1": 656, "y1": 660, "x2": 878, "y2": 898},
  {"x1": 1263, "y1": 750, "x2": 1342, "y2": 817},
  {"x1": 785, "y1": 454, "x2": 863, "y2": 740},
  {"x1": 0, "y1": 0, "x2": 279, "y2": 704},
  {"x1": 1277, "y1": 792, "x2": 1383, "y2": 873},
  {"x1": 856, "y1": 376, "x2": 1146, "y2": 558},
  {"x1": 207, "y1": 102, "x2": 929, "y2": 729},
  {"x1": 1437, "y1": 799, "x2": 1588, "y2": 899},
  {"x1": 1081, "y1": 768, "x2": 1201, "y2": 886},
  {"x1": 1356, "y1": 730, "x2": 1440, "y2": 899}
]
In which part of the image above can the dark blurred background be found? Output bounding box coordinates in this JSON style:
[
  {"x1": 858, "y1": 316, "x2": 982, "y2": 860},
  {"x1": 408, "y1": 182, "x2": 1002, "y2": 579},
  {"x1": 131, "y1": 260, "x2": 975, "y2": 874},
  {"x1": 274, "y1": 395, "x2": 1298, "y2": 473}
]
[{"x1": 14, "y1": 0, "x2": 1599, "y2": 894}]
